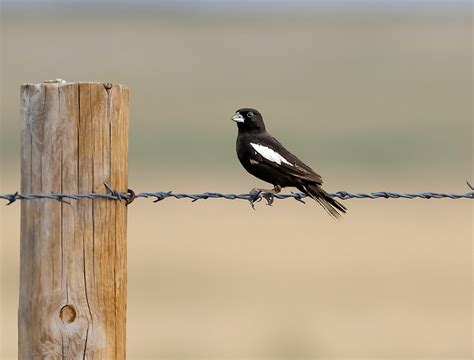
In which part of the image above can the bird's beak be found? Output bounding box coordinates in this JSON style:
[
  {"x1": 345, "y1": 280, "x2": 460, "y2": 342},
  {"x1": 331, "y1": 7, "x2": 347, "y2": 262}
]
[{"x1": 232, "y1": 113, "x2": 245, "y2": 123}]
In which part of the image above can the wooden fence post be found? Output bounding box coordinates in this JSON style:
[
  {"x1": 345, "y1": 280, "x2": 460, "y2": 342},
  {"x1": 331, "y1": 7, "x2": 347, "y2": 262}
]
[{"x1": 19, "y1": 81, "x2": 129, "y2": 358}]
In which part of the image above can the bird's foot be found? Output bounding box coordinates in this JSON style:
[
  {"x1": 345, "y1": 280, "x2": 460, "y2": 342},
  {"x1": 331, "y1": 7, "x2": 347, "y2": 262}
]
[{"x1": 248, "y1": 186, "x2": 281, "y2": 209}]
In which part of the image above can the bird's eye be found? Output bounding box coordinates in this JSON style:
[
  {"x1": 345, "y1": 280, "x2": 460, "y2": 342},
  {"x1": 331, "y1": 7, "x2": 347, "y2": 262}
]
[{"x1": 247, "y1": 112, "x2": 254, "y2": 118}]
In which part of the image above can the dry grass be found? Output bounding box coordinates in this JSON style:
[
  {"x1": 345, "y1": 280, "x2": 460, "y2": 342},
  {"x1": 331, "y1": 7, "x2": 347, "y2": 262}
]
[{"x1": 1, "y1": 171, "x2": 472, "y2": 358}]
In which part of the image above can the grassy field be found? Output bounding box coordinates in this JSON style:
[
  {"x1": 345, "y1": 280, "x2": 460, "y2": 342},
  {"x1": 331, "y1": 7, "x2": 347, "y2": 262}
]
[{"x1": 1, "y1": 7, "x2": 472, "y2": 359}]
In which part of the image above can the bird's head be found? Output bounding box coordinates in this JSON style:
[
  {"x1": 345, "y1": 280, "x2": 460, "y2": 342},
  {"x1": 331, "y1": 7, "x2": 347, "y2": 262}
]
[{"x1": 232, "y1": 108, "x2": 266, "y2": 132}]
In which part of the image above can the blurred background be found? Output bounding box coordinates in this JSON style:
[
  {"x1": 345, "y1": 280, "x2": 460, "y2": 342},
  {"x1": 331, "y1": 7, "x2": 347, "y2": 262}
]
[{"x1": 1, "y1": 0, "x2": 472, "y2": 358}]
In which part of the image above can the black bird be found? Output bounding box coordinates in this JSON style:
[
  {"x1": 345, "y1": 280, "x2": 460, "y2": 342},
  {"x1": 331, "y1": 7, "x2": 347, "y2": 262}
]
[{"x1": 232, "y1": 108, "x2": 347, "y2": 218}]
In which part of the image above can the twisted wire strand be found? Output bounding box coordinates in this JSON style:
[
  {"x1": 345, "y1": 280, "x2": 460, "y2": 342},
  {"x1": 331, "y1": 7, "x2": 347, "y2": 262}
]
[{"x1": 1, "y1": 182, "x2": 473, "y2": 205}]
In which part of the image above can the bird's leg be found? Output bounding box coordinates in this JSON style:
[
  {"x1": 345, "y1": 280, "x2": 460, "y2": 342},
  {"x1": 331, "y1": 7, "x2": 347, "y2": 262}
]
[{"x1": 248, "y1": 185, "x2": 281, "y2": 209}]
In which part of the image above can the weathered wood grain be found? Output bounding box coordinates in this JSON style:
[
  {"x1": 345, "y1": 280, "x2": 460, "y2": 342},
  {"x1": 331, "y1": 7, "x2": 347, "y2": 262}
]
[{"x1": 19, "y1": 82, "x2": 129, "y2": 359}]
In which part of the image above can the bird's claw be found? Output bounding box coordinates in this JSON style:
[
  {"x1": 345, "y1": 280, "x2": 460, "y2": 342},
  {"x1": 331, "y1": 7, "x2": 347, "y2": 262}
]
[
  {"x1": 248, "y1": 188, "x2": 261, "y2": 210},
  {"x1": 248, "y1": 188, "x2": 275, "y2": 209},
  {"x1": 260, "y1": 192, "x2": 275, "y2": 206}
]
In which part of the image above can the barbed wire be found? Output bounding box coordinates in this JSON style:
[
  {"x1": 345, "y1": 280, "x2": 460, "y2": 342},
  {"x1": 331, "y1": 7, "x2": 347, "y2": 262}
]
[{"x1": 1, "y1": 182, "x2": 473, "y2": 206}]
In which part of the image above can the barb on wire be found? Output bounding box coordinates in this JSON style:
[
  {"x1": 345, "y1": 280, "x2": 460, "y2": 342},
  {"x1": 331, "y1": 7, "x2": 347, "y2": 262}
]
[{"x1": 1, "y1": 182, "x2": 473, "y2": 206}]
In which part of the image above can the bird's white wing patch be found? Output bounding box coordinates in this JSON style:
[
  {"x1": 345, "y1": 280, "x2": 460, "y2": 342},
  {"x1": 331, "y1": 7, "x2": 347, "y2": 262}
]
[{"x1": 250, "y1": 143, "x2": 293, "y2": 166}]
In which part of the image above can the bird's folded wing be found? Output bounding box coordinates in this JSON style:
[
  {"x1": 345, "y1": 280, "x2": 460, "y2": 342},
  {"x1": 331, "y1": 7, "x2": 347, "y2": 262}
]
[{"x1": 250, "y1": 141, "x2": 323, "y2": 184}]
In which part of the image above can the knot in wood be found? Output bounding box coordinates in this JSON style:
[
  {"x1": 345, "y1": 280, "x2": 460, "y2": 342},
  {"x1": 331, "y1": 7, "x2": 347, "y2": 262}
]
[{"x1": 60, "y1": 304, "x2": 77, "y2": 324}]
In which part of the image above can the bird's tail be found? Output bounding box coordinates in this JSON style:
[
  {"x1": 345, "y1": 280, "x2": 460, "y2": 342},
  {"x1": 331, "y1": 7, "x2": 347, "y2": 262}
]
[{"x1": 299, "y1": 183, "x2": 347, "y2": 219}]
